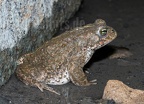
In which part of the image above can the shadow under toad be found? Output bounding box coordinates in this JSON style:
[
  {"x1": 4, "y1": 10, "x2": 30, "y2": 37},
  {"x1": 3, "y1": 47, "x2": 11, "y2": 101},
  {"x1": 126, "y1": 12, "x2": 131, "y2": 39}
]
[{"x1": 84, "y1": 45, "x2": 116, "y2": 69}]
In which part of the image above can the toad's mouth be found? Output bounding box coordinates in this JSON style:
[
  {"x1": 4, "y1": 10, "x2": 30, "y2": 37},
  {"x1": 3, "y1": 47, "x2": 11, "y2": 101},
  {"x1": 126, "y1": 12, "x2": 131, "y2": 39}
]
[
  {"x1": 92, "y1": 33, "x2": 117, "y2": 50},
  {"x1": 91, "y1": 40, "x2": 108, "y2": 50}
]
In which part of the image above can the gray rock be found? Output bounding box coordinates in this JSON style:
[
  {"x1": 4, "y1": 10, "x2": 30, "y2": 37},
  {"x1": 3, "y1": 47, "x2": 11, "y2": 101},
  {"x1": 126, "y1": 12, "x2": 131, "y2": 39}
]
[{"x1": 0, "y1": 0, "x2": 82, "y2": 86}]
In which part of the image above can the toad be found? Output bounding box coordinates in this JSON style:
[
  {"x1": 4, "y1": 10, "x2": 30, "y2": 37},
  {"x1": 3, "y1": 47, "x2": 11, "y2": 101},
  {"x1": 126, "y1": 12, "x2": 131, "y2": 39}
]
[{"x1": 16, "y1": 19, "x2": 117, "y2": 95}]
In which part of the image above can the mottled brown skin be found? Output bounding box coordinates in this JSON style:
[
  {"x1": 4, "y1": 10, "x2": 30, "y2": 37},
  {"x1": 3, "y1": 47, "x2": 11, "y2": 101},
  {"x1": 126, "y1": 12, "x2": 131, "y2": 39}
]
[{"x1": 16, "y1": 19, "x2": 117, "y2": 95}]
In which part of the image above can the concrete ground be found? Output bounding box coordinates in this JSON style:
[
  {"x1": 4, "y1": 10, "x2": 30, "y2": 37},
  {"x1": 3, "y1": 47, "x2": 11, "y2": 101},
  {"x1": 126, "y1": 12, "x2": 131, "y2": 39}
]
[{"x1": 0, "y1": 0, "x2": 144, "y2": 104}]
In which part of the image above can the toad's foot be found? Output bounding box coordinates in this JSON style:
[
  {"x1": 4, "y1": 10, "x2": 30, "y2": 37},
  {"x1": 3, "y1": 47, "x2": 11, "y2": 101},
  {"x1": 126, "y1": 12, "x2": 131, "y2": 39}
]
[
  {"x1": 70, "y1": 73, "x2": 97, "y2": 86},
  {"x1": 35, "y1": 82, "x2": 60, "y2": 95},
  {"x1": 89, "y1": 79, "x2": 97, "y2": 85}
]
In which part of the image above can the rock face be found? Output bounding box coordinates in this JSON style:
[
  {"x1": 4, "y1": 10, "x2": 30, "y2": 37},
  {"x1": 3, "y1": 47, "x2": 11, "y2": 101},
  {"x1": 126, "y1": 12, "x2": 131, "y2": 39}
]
[
  {"x1": 103, "y1": 80, "x2": 144, "y2": 104},
  {"x1": 0, "y1": 0, "x2": 82, "y2": 86}
]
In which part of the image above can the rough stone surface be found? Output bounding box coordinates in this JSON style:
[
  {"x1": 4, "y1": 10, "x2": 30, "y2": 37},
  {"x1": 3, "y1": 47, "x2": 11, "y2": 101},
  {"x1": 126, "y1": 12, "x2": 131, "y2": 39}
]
[
  {"x1": 103, "y1": 80, "x2": 144, "y2": 104},
  {"x1": 0, "y1": 0, "x2": 82, "y2": 86}
]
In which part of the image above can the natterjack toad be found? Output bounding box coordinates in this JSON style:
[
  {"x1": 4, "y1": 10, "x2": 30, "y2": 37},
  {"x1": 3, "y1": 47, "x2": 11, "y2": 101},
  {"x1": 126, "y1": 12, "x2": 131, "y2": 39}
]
[{"x1": 16, "y1": 19, "x2": 117, "y2": 95}]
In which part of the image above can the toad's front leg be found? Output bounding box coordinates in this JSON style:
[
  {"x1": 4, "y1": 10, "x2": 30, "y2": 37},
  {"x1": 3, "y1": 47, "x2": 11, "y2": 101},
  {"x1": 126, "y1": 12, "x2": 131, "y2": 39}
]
[{"x1": 68, "y1": 62, "x2": 97, "y2": 86}]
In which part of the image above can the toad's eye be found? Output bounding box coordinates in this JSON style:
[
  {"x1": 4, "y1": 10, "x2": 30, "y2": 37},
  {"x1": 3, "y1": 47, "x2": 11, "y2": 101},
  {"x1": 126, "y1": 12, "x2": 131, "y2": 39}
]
[{"x1": 100, "y1": 28, "x2": 107, "y2": 36}]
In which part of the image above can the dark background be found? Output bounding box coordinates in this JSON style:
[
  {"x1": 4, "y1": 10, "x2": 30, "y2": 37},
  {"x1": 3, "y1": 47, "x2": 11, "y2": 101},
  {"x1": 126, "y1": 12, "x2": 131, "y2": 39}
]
[{"x1": 1, "y1": 0, "x2": 144, "y2": 104}]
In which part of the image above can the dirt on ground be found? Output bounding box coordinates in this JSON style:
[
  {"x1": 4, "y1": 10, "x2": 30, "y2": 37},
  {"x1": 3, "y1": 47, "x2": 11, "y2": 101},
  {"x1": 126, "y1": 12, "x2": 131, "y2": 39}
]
[{"x1": 0, "y1": 0, "x2": 144, "y2": 104}]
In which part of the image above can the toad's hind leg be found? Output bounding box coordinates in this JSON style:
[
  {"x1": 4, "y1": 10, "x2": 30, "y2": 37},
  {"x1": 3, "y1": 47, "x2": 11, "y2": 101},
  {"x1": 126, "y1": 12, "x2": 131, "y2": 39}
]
[
  {"x1": 16, "y1": 65, "x2": 60, "y2": 95},
  {"x1": 69, "y1": 63, "x2": 97, "y2": 86},
  {"x1": 34, "y1": 82, "x2": 60, "y2": 95},
  {"x1": 18, "y1": 74, "x2": 60, "y2": 95}
]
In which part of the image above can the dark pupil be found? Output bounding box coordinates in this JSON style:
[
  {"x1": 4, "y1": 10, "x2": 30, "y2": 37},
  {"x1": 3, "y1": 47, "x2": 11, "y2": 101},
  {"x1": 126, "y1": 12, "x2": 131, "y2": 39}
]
[{"x1": 100, "y1": 29, "x2": 107, "y2": 36}]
